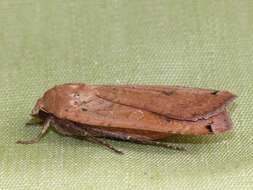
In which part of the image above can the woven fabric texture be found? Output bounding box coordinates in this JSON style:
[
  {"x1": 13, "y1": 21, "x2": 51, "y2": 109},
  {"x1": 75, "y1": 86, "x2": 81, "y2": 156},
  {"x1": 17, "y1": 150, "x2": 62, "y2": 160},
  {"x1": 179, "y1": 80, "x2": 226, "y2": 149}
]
[{"x1": 0, "y1": 0, "x2": 252, "y2": 189}]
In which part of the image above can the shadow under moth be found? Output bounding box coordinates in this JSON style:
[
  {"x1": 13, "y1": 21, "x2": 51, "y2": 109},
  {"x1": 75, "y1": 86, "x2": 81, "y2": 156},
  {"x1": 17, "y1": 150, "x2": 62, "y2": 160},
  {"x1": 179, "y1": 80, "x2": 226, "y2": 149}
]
[{"x1": 17, "y1": 83, "x2": 236, "y2": 154}]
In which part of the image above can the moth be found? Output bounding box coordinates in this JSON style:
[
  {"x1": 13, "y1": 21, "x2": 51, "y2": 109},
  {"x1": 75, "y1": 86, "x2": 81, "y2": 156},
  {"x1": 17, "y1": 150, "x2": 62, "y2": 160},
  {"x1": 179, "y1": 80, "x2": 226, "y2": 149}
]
[{"x1": 17, "y1": 83, "x2": 236, "y2": 154}]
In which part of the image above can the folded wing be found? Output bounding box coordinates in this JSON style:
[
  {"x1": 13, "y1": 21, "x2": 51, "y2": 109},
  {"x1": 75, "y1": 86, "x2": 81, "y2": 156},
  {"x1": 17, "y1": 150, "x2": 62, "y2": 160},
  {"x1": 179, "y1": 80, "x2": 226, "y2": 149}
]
[
  {"x1": 38, "y1": 84, "x2": 233, "y2": 136},
  {"x1": 95, "y1": 85, "x2": 236, "y2": 121}
]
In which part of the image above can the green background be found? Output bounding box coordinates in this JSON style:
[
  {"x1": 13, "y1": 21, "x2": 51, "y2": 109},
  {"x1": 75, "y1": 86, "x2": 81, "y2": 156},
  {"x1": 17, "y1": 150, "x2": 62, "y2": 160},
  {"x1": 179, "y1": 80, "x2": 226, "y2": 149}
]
[{"x1": 0, "y1": 0, "x2": 252, "y2": 189}]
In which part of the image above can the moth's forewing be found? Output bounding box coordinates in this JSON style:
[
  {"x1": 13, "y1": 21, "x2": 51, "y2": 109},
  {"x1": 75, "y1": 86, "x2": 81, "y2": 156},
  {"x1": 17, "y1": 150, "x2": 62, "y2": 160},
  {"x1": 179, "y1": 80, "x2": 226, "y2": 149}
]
[
  {"x1": 95, "y1": 85, "x2": 236, "y2": 121},
  {"x1": 37, "y1": 84, "x2": 232, "y2": 136}
]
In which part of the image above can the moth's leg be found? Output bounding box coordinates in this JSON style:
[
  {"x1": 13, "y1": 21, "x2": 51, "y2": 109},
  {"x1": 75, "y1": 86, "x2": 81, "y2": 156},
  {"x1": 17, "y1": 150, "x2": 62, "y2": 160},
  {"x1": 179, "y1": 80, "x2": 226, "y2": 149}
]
[
  {"x1": 25, "y1": 121, "x2": 43, "y2": 127},
  {"x1": 25, "y1": 117, "x2": 43, "y2": 126},
  {"x1": 125, "y1": 136, "x2": 186, "y2": 151},
  {"x1": 51, "y1": 121, "x2": 123, "y2": 154},
  {"x1": 16, "y1": 117, "x2": 52, "y2": 144},
  {"x1": 72, "y1": 129, "x2": 124, "y2": 154},
  {"x1": 84, "y1": 135, "x2": 124, "y2": 154},
  {"x1": 25, "y1": 121, "x2": 43, "y2": 126},
  {"x1": 84, "y1": 128, "x2": 186, "y2": 151}
]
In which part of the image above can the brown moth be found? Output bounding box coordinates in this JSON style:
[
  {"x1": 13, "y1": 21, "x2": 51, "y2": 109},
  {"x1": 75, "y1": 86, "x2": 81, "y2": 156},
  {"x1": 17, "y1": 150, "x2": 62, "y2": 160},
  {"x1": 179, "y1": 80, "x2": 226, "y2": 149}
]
[{"x1": 17, "y1": 83, "x2": 236, "y2": 154}]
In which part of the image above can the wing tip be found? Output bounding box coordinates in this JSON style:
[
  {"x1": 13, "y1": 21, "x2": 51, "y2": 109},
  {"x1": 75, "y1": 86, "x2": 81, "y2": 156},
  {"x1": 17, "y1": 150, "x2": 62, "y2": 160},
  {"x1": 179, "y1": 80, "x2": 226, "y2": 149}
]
[{"x1": 182, "y1": 90, "x2": 237, "y2": 121}]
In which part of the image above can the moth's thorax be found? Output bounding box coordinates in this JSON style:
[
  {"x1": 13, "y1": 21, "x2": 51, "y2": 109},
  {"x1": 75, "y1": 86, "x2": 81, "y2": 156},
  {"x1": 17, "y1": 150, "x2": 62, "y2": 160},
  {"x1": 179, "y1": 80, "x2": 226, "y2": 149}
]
[{"x1": 34, "y1": 84, "x2": 97, "y2": 117}]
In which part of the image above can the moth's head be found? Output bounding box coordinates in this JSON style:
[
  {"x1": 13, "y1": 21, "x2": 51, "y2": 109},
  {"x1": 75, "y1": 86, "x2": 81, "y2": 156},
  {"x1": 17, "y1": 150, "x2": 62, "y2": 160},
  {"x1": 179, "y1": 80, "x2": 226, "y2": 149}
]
[
  {"x1": 31, "y1": 98, "x2": 43, "y2": 116},
  {"x1": 31, "y1": 86, "x2": 57, "y2": 116},
  {"x1": 30, "y1": 83, "x2": 89, "y2": 117}
]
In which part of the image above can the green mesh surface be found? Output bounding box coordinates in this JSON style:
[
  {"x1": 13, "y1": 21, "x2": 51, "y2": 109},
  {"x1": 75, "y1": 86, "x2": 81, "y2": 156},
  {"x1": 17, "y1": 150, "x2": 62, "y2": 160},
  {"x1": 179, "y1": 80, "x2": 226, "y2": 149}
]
[{"x1": 0, "y1": 1, "x2": 253, "y2": 189}]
